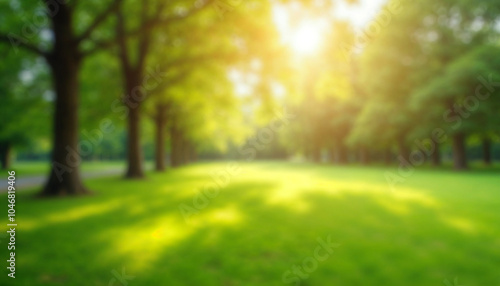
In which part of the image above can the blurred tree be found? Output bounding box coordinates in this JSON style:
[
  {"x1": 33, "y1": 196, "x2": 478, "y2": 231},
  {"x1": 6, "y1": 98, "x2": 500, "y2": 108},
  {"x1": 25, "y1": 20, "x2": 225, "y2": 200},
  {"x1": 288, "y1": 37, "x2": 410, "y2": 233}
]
[
  {"x1": 414, "y1": 45, "x2": 500, "y2": 168},
  {"x1": 351, "y1": 0, "x2": 423, "y2": 167},
  {"x1": 114, "y1": 0, "x2": 283, "y2": 175},
  {"x1": 406, "y1": 0, "x2": 500, "y2": 169},
  {"x1": 112, "y1": 0, "x2": 242, "y2": 177},
  {"x1": 141, "y1": 10, "x2": 244, "y2": 171},
  {"x1": 0, "y1": 0, "x2": 124, "y2": 195},
  {"x1": 0, "y1": 46, "x2": 50, "y2": 169}
]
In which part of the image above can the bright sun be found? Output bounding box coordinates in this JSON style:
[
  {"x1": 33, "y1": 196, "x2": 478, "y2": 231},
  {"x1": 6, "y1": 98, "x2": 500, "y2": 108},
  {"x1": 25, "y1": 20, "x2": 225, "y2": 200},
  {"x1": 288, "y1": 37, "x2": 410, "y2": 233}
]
[
  {"x1": 290, "y1": 22, "x2": 323, "y2": 55},
  {"x1": 273, "y1": 5, "x2": 325, "y2": 56}
]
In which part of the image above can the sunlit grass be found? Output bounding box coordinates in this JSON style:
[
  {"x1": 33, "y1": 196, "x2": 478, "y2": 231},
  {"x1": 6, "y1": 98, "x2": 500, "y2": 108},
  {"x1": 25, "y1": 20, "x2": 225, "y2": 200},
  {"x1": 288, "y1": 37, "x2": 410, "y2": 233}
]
[{"x1": 1, "y1": 161, "x2": 500, "y2": 285}]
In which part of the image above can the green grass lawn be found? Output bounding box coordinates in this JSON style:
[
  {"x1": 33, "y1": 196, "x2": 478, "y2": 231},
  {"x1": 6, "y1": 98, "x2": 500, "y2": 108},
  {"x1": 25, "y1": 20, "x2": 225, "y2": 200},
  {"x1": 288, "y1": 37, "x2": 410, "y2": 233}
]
[{"x1": 2, "y1": 161, "x2": 500, "y2": 285}]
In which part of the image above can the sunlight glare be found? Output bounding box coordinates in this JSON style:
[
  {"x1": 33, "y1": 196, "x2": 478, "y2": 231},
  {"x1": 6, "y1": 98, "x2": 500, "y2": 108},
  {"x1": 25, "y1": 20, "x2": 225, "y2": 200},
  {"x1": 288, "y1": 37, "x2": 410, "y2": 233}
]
[
  {"x1": 273, "y1": 5, "x2": 325, "y2": 56},
  {"x1": 290, "y1": 21, "x2": 323, "y2": 55}
]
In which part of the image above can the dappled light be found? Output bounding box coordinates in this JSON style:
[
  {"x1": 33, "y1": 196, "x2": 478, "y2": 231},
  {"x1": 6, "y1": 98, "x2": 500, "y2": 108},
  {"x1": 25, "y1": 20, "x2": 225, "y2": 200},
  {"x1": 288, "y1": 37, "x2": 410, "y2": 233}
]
[
  {"x1": 97, "y1": 215, "x2": 195, "y2": 271},
  {"x1": 261, "y1": 166, "x2": 439, "y2": 215},
  {"x1": 441, "y1": 216, "x2": 478, "y2": 234},
  {"x1": 44, "y1": 201, "x2": 123, "y2": 225},
  {"x1": 6, "y1": 161, "x2": 499, "y2": 284},
  {"x1": 2, "y1": 0, "x2": 500, "y2": 284},
  {"x1": 195, "y1": 206, "x2": 243, "y2": 226}
]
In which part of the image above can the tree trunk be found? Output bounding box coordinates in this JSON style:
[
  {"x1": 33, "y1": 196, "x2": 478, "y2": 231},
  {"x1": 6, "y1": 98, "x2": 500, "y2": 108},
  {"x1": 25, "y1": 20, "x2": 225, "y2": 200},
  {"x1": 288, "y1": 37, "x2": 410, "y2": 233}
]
[
  {"x1": 41, "y1": 4, "x2": 89, "y2": 196},
  {"x1": 452, "y1": 133, "x2": 468, "y2": 170},
  {"x1": 189, "y1": 144, "x2": 197, "y2": 162},
  {"x1": 430, "y1": 142, "x2": 441, "y2": 166},
  {"x1": 384, "y1": 149, "x2": 392, "y2": 165},
  {"x1": 359, "y1": 148, "x2": 370, "y2": 165},
  {"x1": 125, "y1": 102, "x2": 144, "y2": 178},
  {"x1": 312, "y1": 148, "x2": 321, "y2": 163},
  {"x1": 170, "y1": 118, "x2": 182, "y2": 168},
  {"x1": 116, "y1": 7, "x2": 146, "y2": 179},
  {"x1": 482, "y1": 138, "x2": 491, "y2": 165},
  {"x1": 336, "y1": 144, "x2": 348, "y2": 164},
  {"x1": 329, "y1": 147, "x2": 336, "y2": 163},
  {"x1": 310, "y1": 139, "x2": 321, "y2": 163},
  {"x1": 398, "y1": 139, "x2": 411, "y2": 167},
  {"x1": 183, "y1": 139, "x2": 191, "y2": 165},
  {"x1": 154, "y1": 105, "x2": 166, "y2": 171},
  {"x1": 0, "y1": 142, "x2": 11, "y2": 169}
]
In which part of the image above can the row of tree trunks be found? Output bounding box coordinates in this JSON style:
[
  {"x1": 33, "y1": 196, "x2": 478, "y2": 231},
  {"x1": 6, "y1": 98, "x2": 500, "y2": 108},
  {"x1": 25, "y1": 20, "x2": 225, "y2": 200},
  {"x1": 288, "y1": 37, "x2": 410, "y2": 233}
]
[
  {"x1": 1, "y1": 0, "x2": 210, "y2": 196},
  {"x1": 323, "y1": 134, "x2": 495, "y2": 169},
  {"x1": 330, "y1": 143, "x2": 348, "y2": 164},
  {"x1": 153, "y1": 105, "x2": 198, "y2": 172},
  {"x1": 170, "y1": 133, "x2": 196, "y2": 168},
  {"x1": 450, "y1": 134, "x2": 494, "y2": 169},
  {"x1": 311, "y1": 149, "x2": 321, "y2": 163}
]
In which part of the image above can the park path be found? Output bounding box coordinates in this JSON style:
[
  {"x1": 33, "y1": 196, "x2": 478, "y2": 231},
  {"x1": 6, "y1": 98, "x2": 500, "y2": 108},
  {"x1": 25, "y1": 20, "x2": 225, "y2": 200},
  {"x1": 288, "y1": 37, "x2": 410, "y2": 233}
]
[{"x1": 0, "y1": 169, "x2": 124, "y2": 192}]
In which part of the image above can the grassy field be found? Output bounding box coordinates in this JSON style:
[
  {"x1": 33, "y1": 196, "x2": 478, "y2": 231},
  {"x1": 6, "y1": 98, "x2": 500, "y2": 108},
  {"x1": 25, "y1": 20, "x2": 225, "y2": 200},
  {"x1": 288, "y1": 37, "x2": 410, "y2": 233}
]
[{"x1": 1, "y1": 161, "x2": 499, "y2": 285}]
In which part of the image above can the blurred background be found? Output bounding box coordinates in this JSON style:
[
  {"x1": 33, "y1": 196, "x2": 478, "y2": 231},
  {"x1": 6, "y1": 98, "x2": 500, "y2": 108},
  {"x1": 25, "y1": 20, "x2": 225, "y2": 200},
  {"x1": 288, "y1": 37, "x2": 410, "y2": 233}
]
[{"x1": 1, "y1": 0, "x2": 500, "y2": 285}]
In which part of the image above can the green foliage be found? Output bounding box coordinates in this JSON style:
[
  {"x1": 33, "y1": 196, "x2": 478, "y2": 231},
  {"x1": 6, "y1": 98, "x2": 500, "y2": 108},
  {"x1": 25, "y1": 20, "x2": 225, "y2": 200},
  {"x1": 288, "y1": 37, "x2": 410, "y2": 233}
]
[
  {"x1": 0, "y1": 45, "x2": 50, "y2": 148},
  {"x1": 349, "y1": 0, "x2": 500, "y2": 151}
]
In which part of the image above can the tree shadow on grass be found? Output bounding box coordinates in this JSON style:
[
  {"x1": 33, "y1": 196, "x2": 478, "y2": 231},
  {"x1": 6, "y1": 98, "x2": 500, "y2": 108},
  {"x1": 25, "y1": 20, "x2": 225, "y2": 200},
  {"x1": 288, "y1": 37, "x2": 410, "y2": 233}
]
[
  {"x1": 6, "y1": 170, "x2": 500, "y2": 286},
  {"x1": 141, "y1": 183, "x2": 497, "y2": 285}
]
